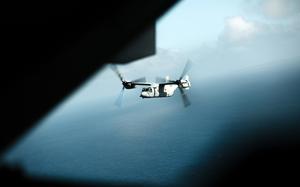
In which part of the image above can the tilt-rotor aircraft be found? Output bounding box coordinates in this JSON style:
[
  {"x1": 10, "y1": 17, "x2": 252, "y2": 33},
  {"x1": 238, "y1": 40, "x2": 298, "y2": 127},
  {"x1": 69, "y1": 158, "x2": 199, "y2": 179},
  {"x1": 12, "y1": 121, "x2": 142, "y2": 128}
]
[{"x1": 111, "y1": 61, "x2": 191, "y2": 107}]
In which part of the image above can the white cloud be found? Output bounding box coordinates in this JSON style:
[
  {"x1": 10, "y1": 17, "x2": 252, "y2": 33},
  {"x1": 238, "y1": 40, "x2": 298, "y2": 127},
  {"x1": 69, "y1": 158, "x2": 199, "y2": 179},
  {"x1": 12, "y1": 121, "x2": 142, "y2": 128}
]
[
  {"x1": 263, "y1": 0, "x2": 288, "y2": 18},
  {"x1": 219, "y1": 16, "x2": 259, "y2": 45},
  {"x1": 244, "y1": 0, "x2": 300, "y2": 19},
  {"x1": 262, "y1": 0, "x2": 300, "y2": 18}
]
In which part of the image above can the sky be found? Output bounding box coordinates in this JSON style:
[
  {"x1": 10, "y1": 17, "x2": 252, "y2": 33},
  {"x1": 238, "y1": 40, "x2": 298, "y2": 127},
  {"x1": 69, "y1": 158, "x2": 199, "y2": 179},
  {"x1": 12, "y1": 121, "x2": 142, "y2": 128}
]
[
  {"x1": 2, "y1": 0, "x2": 300, "y2": 186},
  {"x1": 157, "y1": 0, "x2": 300, "y2": 73},
  {"x1": 158, "y1": 0, "x2": 300, "y2": 51}
]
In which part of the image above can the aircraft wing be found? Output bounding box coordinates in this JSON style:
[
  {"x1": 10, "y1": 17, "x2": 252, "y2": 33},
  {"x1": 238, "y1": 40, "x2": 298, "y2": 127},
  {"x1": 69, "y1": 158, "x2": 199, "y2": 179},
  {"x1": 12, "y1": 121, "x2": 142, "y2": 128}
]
[
  {"x1": 157, "y1": 81, "x2": 177, "y2": 85},
  {"x1": 132, "y1": 82, "x2": 152, "y2": 86}
]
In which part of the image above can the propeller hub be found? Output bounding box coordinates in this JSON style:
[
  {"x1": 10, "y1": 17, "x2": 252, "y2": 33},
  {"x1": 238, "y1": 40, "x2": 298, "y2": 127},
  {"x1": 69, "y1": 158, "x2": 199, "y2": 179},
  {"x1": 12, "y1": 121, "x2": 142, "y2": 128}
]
[{"x1": 122, "y1": 81, "x2": 135, "y2": 89}]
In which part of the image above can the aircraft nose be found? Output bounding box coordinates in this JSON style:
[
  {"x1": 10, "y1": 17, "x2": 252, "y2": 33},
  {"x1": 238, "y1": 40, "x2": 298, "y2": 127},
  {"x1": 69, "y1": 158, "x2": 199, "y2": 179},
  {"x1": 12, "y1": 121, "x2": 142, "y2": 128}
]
[{"x1": 140, "y1": 92, "x2": 146, "y2": 97}]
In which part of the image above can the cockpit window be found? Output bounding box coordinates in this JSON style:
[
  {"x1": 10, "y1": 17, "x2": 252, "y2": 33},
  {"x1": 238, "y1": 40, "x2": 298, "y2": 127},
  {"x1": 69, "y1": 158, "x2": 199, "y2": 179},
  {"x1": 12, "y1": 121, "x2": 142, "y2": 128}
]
[{"x1": 143, "y1": 87, "x2": 152, "y2": 92}]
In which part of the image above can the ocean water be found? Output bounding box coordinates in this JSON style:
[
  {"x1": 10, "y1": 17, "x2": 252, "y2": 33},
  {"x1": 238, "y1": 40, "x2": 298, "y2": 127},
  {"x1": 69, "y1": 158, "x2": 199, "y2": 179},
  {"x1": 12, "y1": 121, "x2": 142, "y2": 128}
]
[{"x1": 3, "y1": 58, "x2": 300, "y2": 186}]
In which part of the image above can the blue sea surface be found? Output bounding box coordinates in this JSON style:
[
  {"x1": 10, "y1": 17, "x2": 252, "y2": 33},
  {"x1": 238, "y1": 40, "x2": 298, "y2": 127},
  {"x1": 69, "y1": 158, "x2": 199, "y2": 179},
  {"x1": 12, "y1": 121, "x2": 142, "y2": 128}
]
[{"x1": 4, "y1": 59, "x2": 300, "y2": 186}]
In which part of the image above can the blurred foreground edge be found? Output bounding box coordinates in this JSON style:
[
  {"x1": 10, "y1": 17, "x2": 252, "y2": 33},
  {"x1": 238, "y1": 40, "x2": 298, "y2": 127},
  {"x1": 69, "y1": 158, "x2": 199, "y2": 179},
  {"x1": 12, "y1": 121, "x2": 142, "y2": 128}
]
[{"x1": 1, "y1": 1, "x2": 178, "y2": 186}]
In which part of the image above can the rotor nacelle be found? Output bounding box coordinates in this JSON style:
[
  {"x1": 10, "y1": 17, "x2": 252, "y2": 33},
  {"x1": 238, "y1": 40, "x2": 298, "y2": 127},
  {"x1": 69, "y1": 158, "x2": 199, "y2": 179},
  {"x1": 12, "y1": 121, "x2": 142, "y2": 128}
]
[
  {"x1": 122, "y1": 81, "x2": 136, "y2": 89},
  {"x1": 179, "y1": 75, "x2": 191, "y2": 89}
]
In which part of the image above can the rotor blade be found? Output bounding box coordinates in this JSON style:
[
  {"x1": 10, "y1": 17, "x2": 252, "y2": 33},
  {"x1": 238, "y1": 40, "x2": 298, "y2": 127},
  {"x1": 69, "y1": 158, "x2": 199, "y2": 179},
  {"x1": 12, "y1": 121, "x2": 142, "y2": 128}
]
[
  {"x1": 156, "y1": 76, "x2": 166, "y2": 83},
  {"x1": 179, "y1": 87, "x2": 191, "y2": 107},
  {"x1": 115, "y1": 87, "x2": 125, "y2": 107},
  {"x1": 132, "y1": 77, "x2": 146, "y2": 83},
  {"x1": 179, "y1": 60, "x2": 192, "y2": 80},
  {"x1": 110, "y1": 64, "x2": 123, "y2": 81}
]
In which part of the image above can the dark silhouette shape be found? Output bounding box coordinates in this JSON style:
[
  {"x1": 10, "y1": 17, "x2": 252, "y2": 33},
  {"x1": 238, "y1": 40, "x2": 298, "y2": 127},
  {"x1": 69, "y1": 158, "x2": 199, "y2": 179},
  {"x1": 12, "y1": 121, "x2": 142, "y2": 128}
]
[{"x1": 1, "y1": 1, "x2": 178, "y2": 186}]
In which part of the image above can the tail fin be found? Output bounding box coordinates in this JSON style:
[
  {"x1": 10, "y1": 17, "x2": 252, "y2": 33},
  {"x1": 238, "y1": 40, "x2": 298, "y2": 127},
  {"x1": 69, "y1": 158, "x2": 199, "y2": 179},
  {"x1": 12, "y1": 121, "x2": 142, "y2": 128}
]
[
  {"x1": 184, "y1": 75, "x2": 189, "y2": 81},
  {"x1": 165, "y1": 75, "x2": 170, "y2": 82}
]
